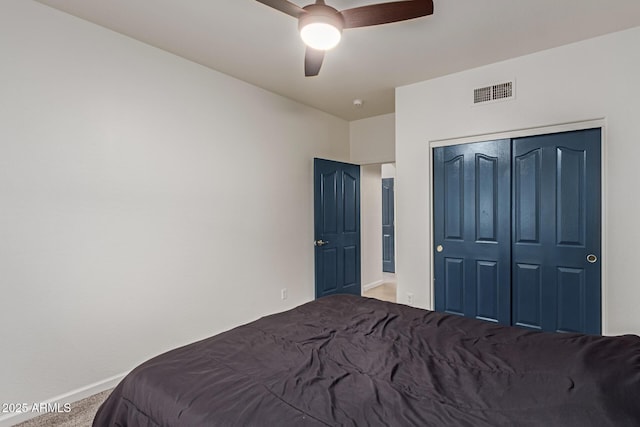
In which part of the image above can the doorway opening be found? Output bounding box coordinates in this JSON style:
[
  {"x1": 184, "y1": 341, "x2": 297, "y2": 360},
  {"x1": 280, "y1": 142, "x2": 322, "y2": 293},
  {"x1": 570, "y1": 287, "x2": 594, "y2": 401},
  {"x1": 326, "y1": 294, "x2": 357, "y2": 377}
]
[{"x1": 361, "y1": 163, "x2": 397, "y2": 303}]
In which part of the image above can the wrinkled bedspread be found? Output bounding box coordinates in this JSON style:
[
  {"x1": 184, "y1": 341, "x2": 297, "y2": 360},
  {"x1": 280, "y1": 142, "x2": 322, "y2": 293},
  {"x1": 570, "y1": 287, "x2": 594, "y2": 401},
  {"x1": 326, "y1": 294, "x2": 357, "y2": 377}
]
[{"x1": 93, "y1": 295, "x2": 640, "y2": 426}]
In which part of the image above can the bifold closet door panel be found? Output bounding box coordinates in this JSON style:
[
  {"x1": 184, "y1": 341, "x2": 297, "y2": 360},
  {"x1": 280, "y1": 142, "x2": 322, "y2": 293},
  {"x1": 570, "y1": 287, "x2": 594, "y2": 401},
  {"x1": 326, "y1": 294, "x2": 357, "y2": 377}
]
[
  {"x1": 512, "y1": 128, "x2": 601, "y2": 334},
  {"x1": 433, "y1": 139, "x2": 511, "y2": 325}
]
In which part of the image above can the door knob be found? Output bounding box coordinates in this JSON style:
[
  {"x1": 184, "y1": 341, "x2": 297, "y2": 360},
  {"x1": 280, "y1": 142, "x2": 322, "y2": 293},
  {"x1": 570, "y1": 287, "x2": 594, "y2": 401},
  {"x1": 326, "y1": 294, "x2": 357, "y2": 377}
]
[
  {"x1": 586, "y1": 254, "x2": 597, "y2": 263},
  {"x1": 436, "y1": 245, "x2": 443, "y2": 253},
  {"x1": 314, "y1": 240, "x2": 330, "y2": 247}
]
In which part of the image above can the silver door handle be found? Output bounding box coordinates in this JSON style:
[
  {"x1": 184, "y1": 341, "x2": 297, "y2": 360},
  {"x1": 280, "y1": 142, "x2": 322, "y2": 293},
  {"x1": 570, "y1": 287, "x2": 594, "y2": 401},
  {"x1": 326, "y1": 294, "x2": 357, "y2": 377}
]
[
  {"x1": 314, "y1": 240, "x2": 329, "y2": 247},
  {"x1": 586, "y1": 254, "x2": 598, "y2": 263}
]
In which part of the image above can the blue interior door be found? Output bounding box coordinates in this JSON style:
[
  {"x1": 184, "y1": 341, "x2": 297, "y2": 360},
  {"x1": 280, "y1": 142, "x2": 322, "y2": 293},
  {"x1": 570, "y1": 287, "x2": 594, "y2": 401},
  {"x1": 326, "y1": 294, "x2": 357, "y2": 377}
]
[
  {"x1": 382, "y1": 178, "x2": 395, "y2": 273},
  {"x1": 314, "y1": 158, "x2": 361, "y2": 298},
  {"x1": 433, "y1": 140, "x2": 512, "y2": 325},
  {"x1": 512, "y1": 128, "x2": 601, "y2": 334}
]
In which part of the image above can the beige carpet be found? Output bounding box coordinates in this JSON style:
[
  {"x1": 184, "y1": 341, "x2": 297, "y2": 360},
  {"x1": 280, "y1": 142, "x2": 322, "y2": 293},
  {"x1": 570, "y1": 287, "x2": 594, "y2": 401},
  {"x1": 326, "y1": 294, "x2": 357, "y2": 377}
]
[
  {"x1": 14, "y1": 390, "x2": 112, "y2": 427},
  {"x1": 363, "y1": 281, "x2": 397, "y2": 303}
]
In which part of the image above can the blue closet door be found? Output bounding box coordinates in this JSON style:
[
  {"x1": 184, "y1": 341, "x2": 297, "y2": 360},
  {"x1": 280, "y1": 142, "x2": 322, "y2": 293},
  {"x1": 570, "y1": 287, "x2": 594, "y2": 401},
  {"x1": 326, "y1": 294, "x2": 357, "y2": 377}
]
[
  {"x1": 433, "y1": 129, "x2": 601, "y2": 334},
  {"x1": 512, "y1": 128, "x2": 601, "y2": 334},
  {"x1": 433, "y1": 140, "x2": 512, "y2": 325}
]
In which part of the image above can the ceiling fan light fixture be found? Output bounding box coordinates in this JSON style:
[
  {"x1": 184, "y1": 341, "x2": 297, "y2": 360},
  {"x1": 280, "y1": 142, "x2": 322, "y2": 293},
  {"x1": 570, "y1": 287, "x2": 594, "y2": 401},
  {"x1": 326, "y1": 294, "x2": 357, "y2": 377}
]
[
  {"x1": 257, "y1": 0, "x2": 435, "y2": 76},
  {"x1": 300, "y1": 22, "x2": 341, "y2": 50},
  {"x1": 298, "y1": 5, "x2": 344, "y2": 51}
]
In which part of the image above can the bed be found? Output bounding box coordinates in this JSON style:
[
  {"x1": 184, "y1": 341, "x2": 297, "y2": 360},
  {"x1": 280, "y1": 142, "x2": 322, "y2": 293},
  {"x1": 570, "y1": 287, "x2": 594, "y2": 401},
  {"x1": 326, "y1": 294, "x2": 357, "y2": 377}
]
[{"x1": 93, "y1": 295, "x2": 640, "y2": 426}]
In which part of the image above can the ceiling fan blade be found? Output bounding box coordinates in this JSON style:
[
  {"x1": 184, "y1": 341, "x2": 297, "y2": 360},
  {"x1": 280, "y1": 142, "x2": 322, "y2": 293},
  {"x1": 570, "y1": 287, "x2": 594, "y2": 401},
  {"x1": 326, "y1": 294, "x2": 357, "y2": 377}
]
[
  {"x1": 305, "y1": 48, "x2": 325, "y2": 77},
  {"x1": 340, "y1": 0, "x2": 433, "y2": 29},
  {"x1": 255, "y1": 0, "x2": 306, "y2": 18}
]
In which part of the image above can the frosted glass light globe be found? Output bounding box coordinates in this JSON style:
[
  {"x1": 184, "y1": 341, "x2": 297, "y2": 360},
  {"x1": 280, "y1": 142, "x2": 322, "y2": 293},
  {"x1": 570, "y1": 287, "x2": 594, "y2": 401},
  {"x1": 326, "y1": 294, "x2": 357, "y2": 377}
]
[{"x1": 300, "y1": 22, "x2": 342, "y2": 50}]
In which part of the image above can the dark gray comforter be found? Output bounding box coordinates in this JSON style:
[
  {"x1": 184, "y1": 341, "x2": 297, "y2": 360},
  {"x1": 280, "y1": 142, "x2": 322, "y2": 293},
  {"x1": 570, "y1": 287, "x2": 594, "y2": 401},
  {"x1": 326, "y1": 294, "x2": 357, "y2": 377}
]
[{"x1": 93, "y1": 295, "x2": 640, "y2": 426}]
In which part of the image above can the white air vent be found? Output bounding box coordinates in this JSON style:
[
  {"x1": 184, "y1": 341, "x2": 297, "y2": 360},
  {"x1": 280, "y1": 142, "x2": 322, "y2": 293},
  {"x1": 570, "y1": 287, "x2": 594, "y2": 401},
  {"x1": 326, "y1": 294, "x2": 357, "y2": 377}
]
[
  {"x1": 474, "y1": 86, "x2": 492, "y2": 104},
  {"x1": 473, "y1": 81, "x2": 514, "y2": 105}
]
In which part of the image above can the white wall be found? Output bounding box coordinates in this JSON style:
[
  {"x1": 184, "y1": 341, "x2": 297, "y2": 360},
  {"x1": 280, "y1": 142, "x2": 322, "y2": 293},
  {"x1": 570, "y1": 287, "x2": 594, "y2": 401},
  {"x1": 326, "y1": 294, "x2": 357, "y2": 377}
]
[
  {"x1": 0, "y1": 0, "x2": 349, "y2": 421},
  {"x1": 351, "y1": 113, "x2": 395, "y2": 291},
  {"x1": 382, "y1": 163, "x2": 396, "y2": 179},
  {"x1": 350, "y1": 113, "x2": 395, "y2": 164},
  {"x1": 360, "y1": 164, "x2": 383, "y2": 290},
  {"x1": 396, "y1": 26, "x2": 640, "y2": 335}
]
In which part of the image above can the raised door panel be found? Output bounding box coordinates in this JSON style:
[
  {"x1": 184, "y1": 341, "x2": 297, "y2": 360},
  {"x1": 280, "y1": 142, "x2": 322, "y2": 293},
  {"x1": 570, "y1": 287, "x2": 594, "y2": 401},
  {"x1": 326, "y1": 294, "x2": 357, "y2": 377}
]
[
  {"x1": 321, "y1": 171, "x2": 338, "y2": 234},
  {"x1": 343, "y1": 172, "x2": 358, "y2": 233},
  {"x1": 476, "y1": 155, "x2": 499, "y2": 242},
  {"x1": 476, "y1": 260, "x2": 499, "y2": 322},
  {"x1": 383, "y1": 236, "x2": 393, "y2": 262},
  {"x1": 444, "y1": 156, "x2": 464, "y2": 240},
  {"x1": 514, "y1": 149, "x2": 541, "y2": 244},
  {"x1": 319, "y1": 248, "x2": 338, "y2": 294},
  {"x1": 343, "y1": 245, "x2": 358, "y2": 290},
  {"x1": 444, "y1": 257, "x2": 464, "y2": 315},
  {"x1": 556, "y1": 147, "x2": 586, "y2": 247},
  {"x1": 556, "y1": 267, "x2": 586, "y2": 333},
  {"x1": 513, "y1": 263, "x2": 542, "y2": 330}
]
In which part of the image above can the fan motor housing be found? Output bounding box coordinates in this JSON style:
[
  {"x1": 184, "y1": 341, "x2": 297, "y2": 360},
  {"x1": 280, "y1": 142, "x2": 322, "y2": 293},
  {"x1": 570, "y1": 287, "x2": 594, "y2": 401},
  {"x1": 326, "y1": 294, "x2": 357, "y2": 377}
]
[{"x1": 298, "y1": 4, "x2": 345, "y2": 33}]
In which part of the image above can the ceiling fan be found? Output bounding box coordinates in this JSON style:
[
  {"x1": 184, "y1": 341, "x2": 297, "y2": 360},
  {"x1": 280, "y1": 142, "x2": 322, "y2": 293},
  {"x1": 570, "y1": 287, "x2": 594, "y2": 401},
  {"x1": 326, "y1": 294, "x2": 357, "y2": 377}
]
[{"x1": 256, "y1": 0, "x2": 434, "y2": 76}]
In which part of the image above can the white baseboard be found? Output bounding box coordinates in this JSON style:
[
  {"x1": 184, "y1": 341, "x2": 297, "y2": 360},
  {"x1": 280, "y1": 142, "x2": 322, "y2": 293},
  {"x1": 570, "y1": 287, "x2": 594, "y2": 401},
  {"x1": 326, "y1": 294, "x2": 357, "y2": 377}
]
[
  {"x1": 0, "y1": 372, "x2": 127, "y2": 427},
  {"x1": 363, "y1": 279, "x2": 384, "y2": 292}
]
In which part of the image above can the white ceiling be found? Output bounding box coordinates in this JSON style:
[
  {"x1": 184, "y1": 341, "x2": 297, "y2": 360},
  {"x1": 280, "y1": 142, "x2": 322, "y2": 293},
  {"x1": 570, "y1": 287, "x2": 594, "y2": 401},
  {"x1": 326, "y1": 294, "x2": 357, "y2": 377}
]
[{"x1": 34, "y1": 0, "x2": 640, "y2": 121}]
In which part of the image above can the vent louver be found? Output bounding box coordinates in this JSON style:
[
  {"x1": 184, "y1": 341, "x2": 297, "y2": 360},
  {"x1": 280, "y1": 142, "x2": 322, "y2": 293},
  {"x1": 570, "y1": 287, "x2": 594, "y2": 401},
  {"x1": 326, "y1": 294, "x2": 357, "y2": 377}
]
[
  {"x1": 474, "y1": 87, "x2": 492, "y2": 104},
  {"x1": 473, "y1": 81, "x2": 514, "y2": 104}
]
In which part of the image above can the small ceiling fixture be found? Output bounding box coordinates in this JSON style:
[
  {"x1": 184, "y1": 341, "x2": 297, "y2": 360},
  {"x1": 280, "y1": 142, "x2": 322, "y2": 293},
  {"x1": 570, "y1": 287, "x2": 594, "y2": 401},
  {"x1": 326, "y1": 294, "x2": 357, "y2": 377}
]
[
  {"x1": 298, "y1": 3, "x2": 344, "y2": 51},
  {"x1": 256, "y1": 0, "x2": 434, "y2": 77}
]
